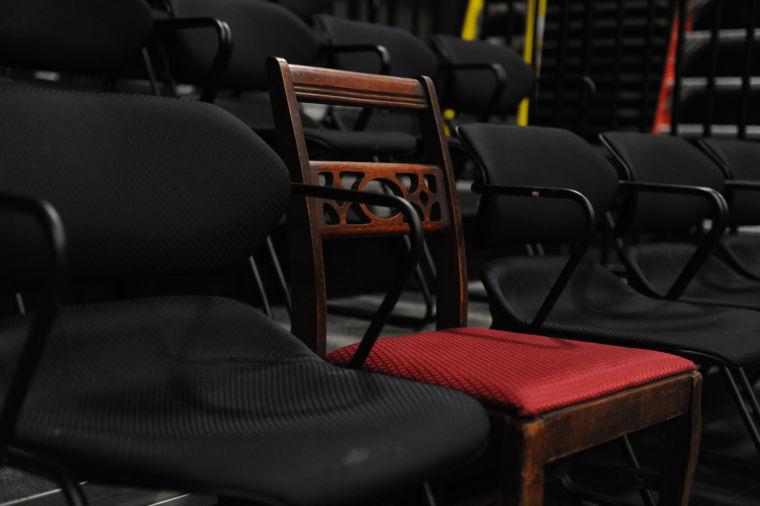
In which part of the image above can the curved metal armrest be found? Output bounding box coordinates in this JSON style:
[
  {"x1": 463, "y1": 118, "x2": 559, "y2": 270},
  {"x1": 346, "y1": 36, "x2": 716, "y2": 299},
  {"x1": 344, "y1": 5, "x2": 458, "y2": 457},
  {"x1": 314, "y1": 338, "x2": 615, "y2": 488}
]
[
  {"x1": 0, "y1": 194, "x2": 68, "y2": 443},
  {"x1": 154, "y1": 17, "x2": 233, "y2": 103},
  {"x1": 322, "y1": 44, "x2": 391, "y2": 76},
  {"x1": 724, "y1": 179, "x2": 760, "y2": 195},
  {"x1": 291, "y1": 183, "x2": 422, "y2": 368},
  {"x1": 471, "y1": 182, "x2": 596, "y2": 328},
  {"x1": 618, "y1": 180, "x2": 729, "y2": 299},
  {"x1": 439, "y1": 63, "x2": 507, "y2": 121}
]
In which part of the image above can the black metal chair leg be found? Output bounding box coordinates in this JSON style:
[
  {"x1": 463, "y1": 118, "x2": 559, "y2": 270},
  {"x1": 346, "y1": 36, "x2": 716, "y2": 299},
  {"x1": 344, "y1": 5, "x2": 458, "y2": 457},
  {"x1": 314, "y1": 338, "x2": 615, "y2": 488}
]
[
  {"x1": 379, "y1": 180, "x2": 436, "y2": 324},
  {"x1": 739, "y1": 366, "x2": 760, "y2": 420},
  {"x1": 265, "y1": 236, "x2": 292, "y2": 319},
  {"x1": 422, "y1": 481, "x2": 437, "y2": 506},
  {"x1": 722, "y1": 366, "x2": 760, "y2": 456},
  {"x1": 620, "y1": 436, "x2": 656, "y2": 506},
  {"x1": 403, "y1": 234, "x2": 436, "y2": 323},
  {"x1": 248, "y1": 256, "x2": 273, "y2": 319},
  {"x1": 5, "y1": 447, "x2": 88, "y2": 506}
]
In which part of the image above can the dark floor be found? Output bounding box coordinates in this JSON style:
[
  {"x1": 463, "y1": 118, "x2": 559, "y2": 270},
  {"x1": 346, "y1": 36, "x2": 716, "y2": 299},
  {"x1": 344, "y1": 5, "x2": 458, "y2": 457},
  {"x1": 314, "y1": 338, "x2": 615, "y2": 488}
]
[{"x1": 2, "y1": 287, "x2": 759, "y2": 505}]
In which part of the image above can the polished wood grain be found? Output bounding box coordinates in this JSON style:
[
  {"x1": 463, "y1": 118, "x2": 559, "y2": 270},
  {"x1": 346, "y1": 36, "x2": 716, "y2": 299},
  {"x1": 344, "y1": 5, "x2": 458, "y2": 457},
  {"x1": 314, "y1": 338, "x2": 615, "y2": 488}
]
[
  {"x1": 289, "y1": 64, "x2": 427, "y2": 109},
  {"x1": 267, "y1": 56, "x2": 701, "y2": 505}
]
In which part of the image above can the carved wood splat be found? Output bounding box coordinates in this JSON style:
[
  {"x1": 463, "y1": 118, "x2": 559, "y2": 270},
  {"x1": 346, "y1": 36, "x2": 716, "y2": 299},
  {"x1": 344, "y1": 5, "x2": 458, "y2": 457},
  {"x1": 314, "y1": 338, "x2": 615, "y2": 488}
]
[{"x1": 310, "y1": 161, "x2": 448, "y2": 237}]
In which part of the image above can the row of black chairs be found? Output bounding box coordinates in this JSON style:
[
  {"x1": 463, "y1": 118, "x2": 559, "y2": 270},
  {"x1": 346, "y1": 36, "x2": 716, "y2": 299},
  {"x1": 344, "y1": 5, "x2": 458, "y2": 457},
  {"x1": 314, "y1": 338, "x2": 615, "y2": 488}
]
[{"x1": 1, "y1": 0, "x2": 760, "y2": 504}]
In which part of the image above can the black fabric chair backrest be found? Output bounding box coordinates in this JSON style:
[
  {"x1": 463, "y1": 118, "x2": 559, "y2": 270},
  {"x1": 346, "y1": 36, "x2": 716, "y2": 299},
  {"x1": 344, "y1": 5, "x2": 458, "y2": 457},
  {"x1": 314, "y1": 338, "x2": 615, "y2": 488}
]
[
  {"x1": 700, "y1": 138, "x2": 760, "y2": 226},
  {"x1": 314, "y1": 15, "x2": 438, "y2": 78},
  {"x1": 432, "y1": 35, "x2": 534, "y2": 116},
  {"x1": 0, "y1": 84, "x2": 289, "y2": 280},
  {"x1": 602, "y1": 132, "x2": 726, "y2": 234},
  {"x1": 0, "y1": 0, "x2": 154, "y2": 73},
  {"x1": 171, "y1": 0, "x2": 322, "y2": 90},
  {"x1": 275, "y1": 0, "x2": 334, "y2": 19},
  {"x1": 457, "y1": 124, "x2": 618, "y2": 246}
]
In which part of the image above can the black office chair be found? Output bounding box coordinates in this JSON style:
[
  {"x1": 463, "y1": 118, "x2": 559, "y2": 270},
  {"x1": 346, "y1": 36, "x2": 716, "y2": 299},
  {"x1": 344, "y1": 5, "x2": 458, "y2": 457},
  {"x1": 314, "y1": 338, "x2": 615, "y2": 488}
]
[
  {"x1": 700, "y1": 138, "x2": 760, "y2": 280},
  {"x1": 432, "y1": 35, "x2": 533, "y2": 123},
  {"x1": 457, "y1": 123, "x2": 760, "y2": 458},
  {"x1": 0, "y1": 82, "x2": 488, "y2": 506},
  {"x1": 0, "y1": 0, "x2": 230, "y2": 101},
  {"x1": 599, "y1": 132, "x2": 760, "y2": 312}
]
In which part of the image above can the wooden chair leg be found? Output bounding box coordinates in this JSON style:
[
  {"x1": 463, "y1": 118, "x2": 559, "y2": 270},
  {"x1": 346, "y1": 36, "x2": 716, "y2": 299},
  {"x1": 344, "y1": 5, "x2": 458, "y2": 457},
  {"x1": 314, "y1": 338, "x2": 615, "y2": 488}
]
[
  {"x1": 657, "y1": 375, "x2": 702, "y2": 506},
  {"x1": 498, "y1": 419, "x2": 547, "y2": 506}
]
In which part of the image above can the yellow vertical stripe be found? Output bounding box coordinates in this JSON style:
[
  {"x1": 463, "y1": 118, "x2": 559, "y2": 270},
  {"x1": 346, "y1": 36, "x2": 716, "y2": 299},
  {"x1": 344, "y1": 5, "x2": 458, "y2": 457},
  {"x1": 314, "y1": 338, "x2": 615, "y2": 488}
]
[{"x1": 461, "y1": 0, "x2": 484, "y2": 40}]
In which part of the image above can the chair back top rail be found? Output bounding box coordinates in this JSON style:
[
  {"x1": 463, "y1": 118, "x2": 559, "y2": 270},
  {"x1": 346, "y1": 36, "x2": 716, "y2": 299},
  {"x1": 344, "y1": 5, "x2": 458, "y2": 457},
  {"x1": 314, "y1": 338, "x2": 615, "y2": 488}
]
[{"x1": 289, "y1": 64, "x2": 427, "y2": 109}]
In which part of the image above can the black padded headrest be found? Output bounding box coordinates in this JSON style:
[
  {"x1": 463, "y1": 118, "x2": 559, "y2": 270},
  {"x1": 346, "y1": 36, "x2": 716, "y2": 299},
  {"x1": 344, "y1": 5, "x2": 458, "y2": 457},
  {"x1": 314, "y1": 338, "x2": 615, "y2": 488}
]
[
  {"x1": 700, "y1": 138, "x2": 760, "y2": 226},
  {"x1": 315, "y1": 15, "x2": 438, "y2": 78},
  {"x1": 458, "y1": 124, "x2": 618, "y2": 245},
  {"x1": 0, "y1": 84, "x2": 290, "y2": 280},
  {"x1": 432, "y1": 35, "x2": 534, "y2": 116},
  {"x1": 171, "y1": 0, "x2": 322, "y2": 90},
  {"x1": 0, "y1": 0, "x2": 154, "y2": 73},
  {"x1": 602, "y1": 132, "x2": 725, "y2": 233}
]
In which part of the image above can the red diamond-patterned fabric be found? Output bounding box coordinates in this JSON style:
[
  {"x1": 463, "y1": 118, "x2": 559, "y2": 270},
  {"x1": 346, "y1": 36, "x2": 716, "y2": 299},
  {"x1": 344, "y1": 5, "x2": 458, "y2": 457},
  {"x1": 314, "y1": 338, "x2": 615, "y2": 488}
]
[{"x1": 327, "y1": 328, "x2": 695, "y2": 416}]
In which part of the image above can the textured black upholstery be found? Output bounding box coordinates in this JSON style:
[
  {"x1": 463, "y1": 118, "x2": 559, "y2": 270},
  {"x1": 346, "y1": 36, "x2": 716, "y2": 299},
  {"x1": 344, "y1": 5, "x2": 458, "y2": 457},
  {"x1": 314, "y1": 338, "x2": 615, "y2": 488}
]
[
  {"x1": 2, "y1": 296, "x2": 488, "y2": 504},
  {"x1": 0, "y1": 0, "x2": 153, "y2": 73},
  {"x1": 433, "y1": 35, "x2": 534, "y2": 116},
  {"x1": 602, "y1": 132, "x2": 726, "y2": 233},
  {"x1": 457, "y1": 124, "x2": 619, "y2": 245},
  {"x1": 630, "y1": 242, "x2": 760, "y2": 310},
  {"x1": 482, "y1": 256, "x2": 760, "y2": 366},
  {"x1": 171, "y1": 0, "x2": 322, "y2": 90},
  {"x1": 0, "y1": 84, "x2": 289, "y2": 279},
  {"x1": 700, "y1": 138, "x2": 760, "y2": 226},
  {"x1": 315, "y1": 15, "x2": 439, "y2": 78},
  {"x1": 276, "y1": 0, "x2": 334, "y2": 19}
]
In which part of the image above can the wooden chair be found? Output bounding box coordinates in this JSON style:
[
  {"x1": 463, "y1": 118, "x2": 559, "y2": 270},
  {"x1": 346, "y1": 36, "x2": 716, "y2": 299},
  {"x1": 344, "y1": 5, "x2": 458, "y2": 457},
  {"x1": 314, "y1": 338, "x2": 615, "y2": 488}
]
[{"x1": 267, "y1": 57, "x2": 702, "y2": 506}]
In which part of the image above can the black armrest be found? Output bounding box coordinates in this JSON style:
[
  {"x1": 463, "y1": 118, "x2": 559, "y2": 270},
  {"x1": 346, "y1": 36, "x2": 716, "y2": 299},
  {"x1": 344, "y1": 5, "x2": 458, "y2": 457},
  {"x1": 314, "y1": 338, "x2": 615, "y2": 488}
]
[
  {"x1": 724, "y1": 179, "x2": 760, "y2": 195},
  {"x1": 154, "y1": 17, "x2": 232, "y2": 103},
  {"x1": 322, "y1": 44, "x2": 391, "y2": 76},
  {"x1": 439, "y1": 63, "x2": 507, "y2": 121},
  {"x1": 0, "y1": 194, "x2": 67, "y2": 442},
  {"x1": 471, "y1": 182, "x2": 595, "y2": 328},
  {"x1": 617, "y1": 180, "x2": 729, "y2": 299},
  {"x1": 291, "y1": 183, "x2": 422, "y2": 368}
]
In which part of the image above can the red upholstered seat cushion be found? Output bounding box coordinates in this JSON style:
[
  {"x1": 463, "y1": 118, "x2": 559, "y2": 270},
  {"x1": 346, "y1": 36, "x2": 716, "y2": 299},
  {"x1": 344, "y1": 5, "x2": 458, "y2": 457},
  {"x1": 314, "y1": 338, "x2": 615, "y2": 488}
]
[{"x1": 327, "y1": 328, "x2": 695, "y2": 416}]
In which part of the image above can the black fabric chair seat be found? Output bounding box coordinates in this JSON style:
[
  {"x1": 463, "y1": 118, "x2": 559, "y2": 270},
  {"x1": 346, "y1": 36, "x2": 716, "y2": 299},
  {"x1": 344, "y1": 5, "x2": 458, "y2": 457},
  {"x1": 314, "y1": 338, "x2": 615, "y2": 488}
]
[
  {"x1": 722, "y1": 234, "x2": 760, "y2": 276},
  {"x1": 2, "y1": 296, "x2": 487, "y2": 504},
  {"x1": 630, "y1": 242, "x2": 760, "y2": 310},
  {"x1": 214, "y1": 96, "x2": 418, "y2": 156},
  {"x1": 482, "y1": 256, "x2": 760, "y2": 366}
]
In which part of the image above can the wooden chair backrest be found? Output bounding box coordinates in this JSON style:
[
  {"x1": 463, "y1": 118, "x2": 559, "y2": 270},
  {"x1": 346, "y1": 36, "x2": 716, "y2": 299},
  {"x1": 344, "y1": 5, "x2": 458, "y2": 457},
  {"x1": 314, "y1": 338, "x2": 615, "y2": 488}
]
[{"x1": 267, "y1": 57, "x2": 467, "y2": 355}]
